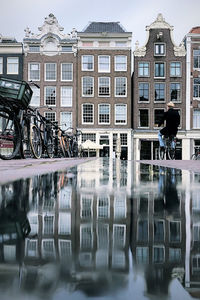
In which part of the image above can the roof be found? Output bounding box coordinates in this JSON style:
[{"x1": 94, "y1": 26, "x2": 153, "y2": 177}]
[
  {"x1": 189, "y1": 26, "x2": 200, "y2": 34},
  {"x1": 82, "y1": 22, "x2": 127, "y2": 33}
]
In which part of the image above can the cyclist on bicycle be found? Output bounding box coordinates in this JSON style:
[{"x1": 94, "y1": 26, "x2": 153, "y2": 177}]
[{"x1": 158, "y1": 101, "x2": 180, "y2": 150}]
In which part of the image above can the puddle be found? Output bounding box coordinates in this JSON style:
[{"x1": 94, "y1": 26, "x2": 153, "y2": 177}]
[{"x1": 0, "y1": 158, "x2": 199, "y2": 300}]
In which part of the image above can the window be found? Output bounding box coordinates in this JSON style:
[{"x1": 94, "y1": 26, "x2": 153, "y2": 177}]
[
  {"x1": 113, "y1": 225, "x2": 126, "y2": 247},
  {"x1": 136, "y1": 247, "x2": 149, "y2": 264},
  {"x1": 115, "y1": 77, "x2": 127, "y2": 96},
  {"x1": 154, "y1": 109, "x2": 164, "y2": 127},
  {"x1": 194, "y1": 50, "x2": 200, "y2": 69},
  {"x1": 29, "y1": 45, "x2": 40, "y2": 52},
  {"x1": 169, "y1": 248, "x2": 181, "y2": 262},
  {"x1": 138, "y1": 62, "x2": 149, "y2": 77},
  {"x1": 61, "y1": 63, "x2": 73, "y2": 81},
  {"x1": 155, "y1": 62, "x2": 165, "y2": 77},
  {"x1": 44, "y1": 112, "x2": 56, "y2": 122},
  {"x1": 193, "y1": 109, "x2": 200, "y2": 129},
  {"x1": 114, "y1": 194, "x2": 126, "y2": 219},
  {"x1": 61, "y1": 46, "x2": 72, "y2": 52},
  {"x1": 115, "y1": 56, "x2": 127, "y2": 71},
  {"x1": 82, "y1": 55, "x2": 94, "y2": 71},
  {"x1": 45, "y1": 63, "x2": 56, "y2": 81},
  {"x1": 97, "y1": 196, "x2": 110, "y2": 218},
  {"x1": 81, "y1": 195, "x2": 93, "y2": 219},
  {"x1": 154, "y1": 83, "x2": 165, "y2": 102},
  {"x1": 171, "y1": 83, "x2": 181, "y2": 102},
  {"x1": 30, "y1": 86, "x2": 40, "y2": 107},
  {"x1": 137, "y1": 220, "x2": 148, "y2": 242},
  {"x1": 115, "y1": 41, "x2": 127, "y2": 47},
  {"x1": 139, "y1": 109, "x2": 149, "y2": 127},
  {"x1": 98, "y1": 77, "x2": 110, "y2": 96},
  {"x1": 60, "y1": 112, "x2": 72, "y2": 130},
  {"x1": 58, "y1": 213, "x2": 71, "y2": 235},
  {"x1": 154, "y1": 220, "x2": 164, "y2": 242},
  {"x1": 82, "y1": 103, "x2": 94, "y2": 124},
  {"x1": 120, "y1": 133, "x2": 127, "y2": 145},
  {"x1": 194, "y1": 78, "x2": 200, "y2": 98},
  {"x1": 98, "y1": 55, "x2": 110, "y2": 72},
  {"x1": 153, "y1": 246, "x2": 164, "y2": 263},
  {"x1": 28, "y1": 63, "x2": 40, "y2": 81},
  {"x1": 82, "y1": 76, "x2": 94, "y2": 96},
  {"x1": 45, "y1": 86, "x2": 56, "y2": 105},
  {"x1": 98, "y1": 104, "x2": 110, "y2": 124},
  {"x1": 82, "y1": 133, "x2": 96, "y2": 142},
  {"x1": 139, "y1": 83, "x2": 149, "y2": 102},
  {"x1": 80, "y1": 224, "x2": 93, "y2": 250},
  {"x1": 115, "y1": 104, "x2": 127, "y2": 124},
  {"x1": 61, "y1": 86, "x2": 72, "y2": 107},
  {"x1": 43, "y1": 215, "x2": 54, "y2": 235},
  {"x1": 170, "y1": 62, "x2": 181, "y2": 76},
  {"x1": 154, "y1": 43, "x2": 165, "y2": 56},
  {"x1": 0, "y1": 58, "x2": 2, "y2": 74},
  {"x1": 7, "y1": 57, "x2": 19, "y2": 74},
  {"x1": 169, "y1": 221, "x2": 181, "y2": 242}
]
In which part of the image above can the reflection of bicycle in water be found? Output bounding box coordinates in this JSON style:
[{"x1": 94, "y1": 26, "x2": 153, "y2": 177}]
[{"x1": 159, "y1": 135, "x2": 177, "y2": 160}]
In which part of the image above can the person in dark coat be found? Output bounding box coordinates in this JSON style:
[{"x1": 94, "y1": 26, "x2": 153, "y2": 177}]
[{"x1": 158, "y1": 101, "x2": 180, "y2": 149}]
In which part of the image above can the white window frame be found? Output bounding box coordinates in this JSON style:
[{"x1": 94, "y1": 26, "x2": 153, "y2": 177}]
[
  {"x1": 115, "y1": 104, "x2": 127, "y2": 125},
  {"x1": 7, "y1": 57, "x2": 19, "y2": 74},
  {"x1": 98, "y1": 55, "x2": 110, "y2": 73},
  {"x1": 154, "y1": 43, "x2": 166, "y2": 56},
  {"x1": 45, "y1": 63, "x2": 57, "y2": 81},
  {"x1": 60, "y1": 86, "x2": 73, "y2": 107},
  {"x1": 170, "y1": 61, "x2": 182, "y2": 77},
  {"x1": 60, "y1": 112, "x2": 72, "y2": 130},
  {"x1": 113, "y1": 224, "x2": 126, "y2": 248},
  {"x1": 154, "y1": 82, "x2": 166, "y2": 103},
  {"x1": 44, "y1": 111, "x2": 56, "y2": 123},
  {"x1": 81, "y1": 55, "x2": 94, "y2": 71},
  {"x1": 154, "y1": 62, "x2": 165, "y2": 78},
  {"x1": 28, "y1": 62, "x2": 40, "y2": 81},
  {"x1": 44, "y1": 86, "x2": 56, "y2": 106},
  {"x1": 30, "y1": 86, "x2": 40, "y2": 107},
  {"x1": 98, "y1": 77, "x2": 110, "y2": 97},
  {"x1": 138, "y1": 62, "x2": 150, "y2": 77},
  {"x1": 98, "y1": 103, "x2": 110, "y2": 124},
  {"x1": 82, "y1": 76, "x2": 94, "y2": 97},
  {"x1": 114, "y1": 55, "x2": 127, "y2": 71},
  {"x1": 138, "y1": 82, "x2": 149, "y2": 103},
  {"x1": 193, "y1": 109, "x2": 200, "y2": 129},
  {"x1": 0, "y1": 57, "x2": 3, "y2": 74},
  {"x1": 61, "y1": 63, "x2": 73, "y2": 81},
  {"x1": 115, "y1": 77, "x2": 127, "y2": 97},
  {"x1": 82, "y1": 103, "x2": 94, "y2": 124}
]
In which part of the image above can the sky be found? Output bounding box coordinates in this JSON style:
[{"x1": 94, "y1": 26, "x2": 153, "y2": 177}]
[{"x1": 0, "y1": 0, "x2": 200, "y2": 48}]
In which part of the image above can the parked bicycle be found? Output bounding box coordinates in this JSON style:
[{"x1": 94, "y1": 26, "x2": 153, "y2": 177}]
[
  {"x1": 191, "y1": 147, "x2": 200, "y2": 160},
  {"x1": 159, "y1": 135, "x2": 177, "y2": 160},
  {"x1": 65, "y1": 127, "x2": 82, "y2": 157}
]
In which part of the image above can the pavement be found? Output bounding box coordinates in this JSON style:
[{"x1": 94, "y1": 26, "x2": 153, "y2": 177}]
[{"x1": 0, "y1": 158, "x2": 200, "y2": 185}]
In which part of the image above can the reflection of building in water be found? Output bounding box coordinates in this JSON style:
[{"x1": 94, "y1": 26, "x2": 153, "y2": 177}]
[
  {"x1": 130, "y1": 165, "x2": 186, "y2": 297},
  {"x1": 185, "y1": 172, "x2": 200, "y2": 298}
]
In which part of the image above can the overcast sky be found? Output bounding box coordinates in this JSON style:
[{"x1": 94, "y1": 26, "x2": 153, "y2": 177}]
[{"x1": 0, "y1": 0, "x2": 199, "y2": 48}]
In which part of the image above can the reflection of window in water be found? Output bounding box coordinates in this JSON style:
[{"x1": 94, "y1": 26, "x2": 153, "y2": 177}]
[
  {"x1": 58, "y1": 212, "x2": 71, "y2": 235},
  {"x1": 137, "y1": 219, "x2": 148, "y2": 242},
  {"x1": 192, "y1": 255, "x2": 200, "y2": 274},
  {"x1": 169, "y1": 221, "x2": 181, "y2": 242},
  {"x1": 113, "y1": 224, "x2": 126, "y2": 248},
  {"x1": 26, "y1": 240, "x2": 38, "y2": 257},
  {"x1": 79, "y1": 252, "x2": 92, "y2": 267},
  {"x1": 28, "y1": 214, "x2": 38, "y2": 235},
  {"x1": 97, "y1": 196, "x2": 110, "y2": 218},
  {"x1": 136, "y1": 247, "x2": 149, "y2": 264},
  {"x1": 154, "y1": 220, "x2": 164, "y2": 242},
  {"x1": 43, "y1": 197, "x2": 55, "y2": 211},
  {"x1": 192, "y1": 191, "x2": 200, "y2": 211},
  {"x1": 169, "y1": 248, "x2": 181, "y2": 262},
  {"x1": 114, "y1": 194, "x2": 126, "y2": 219},
  {"x1": 193, "y1": 224, "x2": 200, "y2": 241},
  {"x1": 59, "y1": 240, "x2": 71, "y2": 259},
  {"x1": 43, "y1": 215, "x2": 54, "y2": 235},
  {"x1": 96, "y1": 249, "x2": 109, "y2": 268},
  {"x1": 3, "y1": 245, "x2": 16, "y2": 262},
  {"x1": 81, "y1": 195, "x2": 93, "y2": 219},
  {"x1": 42, "y1": 239, "x2": 55, "y2": 258},
  {"x1": 80, "y1": 224, "x2": 93, "y2": 250},
  {"x1": 59, "y1": 187, "x2": 72, "y2": 209},
  {"x1": 112, "y1": 250, "x2": 125, "y2": 269},
  {"x1": 97, "y1": 223, "x2": 109, "y2": 249},
  {"x1": 138, "y1": 193, "x2": 149, "y2": 214},
  {"x1": 81, "y1": 178, "x2": 95, "y2": 188},
  {"x1": 153, "y1": 246, "x2": 165, "y2": 263}
]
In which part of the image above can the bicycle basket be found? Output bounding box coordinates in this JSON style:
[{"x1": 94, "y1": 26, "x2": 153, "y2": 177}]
[{"x1": 0, "y1": 77, "x2": 33, "y2": 108}]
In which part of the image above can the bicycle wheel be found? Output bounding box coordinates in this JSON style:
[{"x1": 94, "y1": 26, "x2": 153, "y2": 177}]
[
  {"x1": 168, "y1": 147, "x2": 176, "y2": 160},
  {"x1": 30, "y1": 124, "x2": 42, "y2": 158},
  {"x1": 21, "y1": 120, "x2": 32, "y2": 159},
  {"x1": 46, "y1": 134, "x2": 54, "y2": 158},
  {"x1": 0, "y1": 108, "x2": 21, "y2": 160},
  {"x1": 191, "y1": 154, "x2": 197, "y2": 160},
  {"x1": 196, "y1": 154, "x2": 200, "y2": 160},
  {"x1": 159, "y1": 146, "x2": 165, "y2": 160}
]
